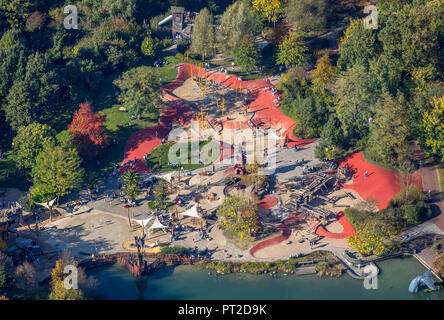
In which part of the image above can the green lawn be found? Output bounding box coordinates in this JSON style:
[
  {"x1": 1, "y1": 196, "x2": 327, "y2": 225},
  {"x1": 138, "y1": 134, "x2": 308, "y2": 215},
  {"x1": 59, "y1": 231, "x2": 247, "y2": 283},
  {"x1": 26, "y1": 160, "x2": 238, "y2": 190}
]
[
  {"x1": 146, "y1": 140, "x2": 220, "y2": 172},
  {"x1": 60, "y1": 54, "x2": 180, "y2": 177}
]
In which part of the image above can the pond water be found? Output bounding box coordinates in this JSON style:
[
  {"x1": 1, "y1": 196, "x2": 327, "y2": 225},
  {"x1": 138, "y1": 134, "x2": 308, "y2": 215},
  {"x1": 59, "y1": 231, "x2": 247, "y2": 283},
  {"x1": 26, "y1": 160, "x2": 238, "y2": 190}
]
[{"x1": 88, "y1": 256, "x2": 444, "y2": 300}]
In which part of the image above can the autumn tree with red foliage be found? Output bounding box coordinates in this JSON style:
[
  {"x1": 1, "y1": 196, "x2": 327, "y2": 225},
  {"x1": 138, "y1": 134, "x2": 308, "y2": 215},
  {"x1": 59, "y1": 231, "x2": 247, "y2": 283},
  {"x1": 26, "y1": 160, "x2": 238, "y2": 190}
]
[{"x1": 68, "y1": 102, "x2": 109, "y2": 158}]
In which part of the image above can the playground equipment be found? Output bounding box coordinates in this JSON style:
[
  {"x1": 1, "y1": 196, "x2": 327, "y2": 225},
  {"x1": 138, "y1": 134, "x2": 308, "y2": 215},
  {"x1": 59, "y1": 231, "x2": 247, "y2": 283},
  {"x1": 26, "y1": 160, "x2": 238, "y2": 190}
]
[{"x1": 409, "y1": 270, "x2": 437, "y2": 293}]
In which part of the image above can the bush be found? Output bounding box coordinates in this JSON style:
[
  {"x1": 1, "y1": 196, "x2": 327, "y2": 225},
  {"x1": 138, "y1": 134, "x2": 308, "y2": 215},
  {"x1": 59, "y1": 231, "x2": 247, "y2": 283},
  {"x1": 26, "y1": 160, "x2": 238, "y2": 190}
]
[
  {"x1": 404, "y1": 201, "x2": 432, "y2": 225},
  {"x1": 392, "y1": 185, "x2": 427, "y2": 206},
  {"x1": 160, "y1": 246, "x2": 188, "y2": 256},
  {"x1": 176, "y1": 39, "x2": 190, "y2": 54}
]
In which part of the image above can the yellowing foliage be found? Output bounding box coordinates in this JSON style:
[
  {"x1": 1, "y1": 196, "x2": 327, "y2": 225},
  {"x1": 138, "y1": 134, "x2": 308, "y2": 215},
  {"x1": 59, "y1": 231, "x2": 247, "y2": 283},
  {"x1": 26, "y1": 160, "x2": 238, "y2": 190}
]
[
  {"x1": 422, "y1": 96, "x2": 444, "y2": 160},
  {"x1": 339, "y1": 18, "x2": 363, "y2": 48},
  {"x1": 252, "y1": 0, "x2": 281, "y2": 23}
]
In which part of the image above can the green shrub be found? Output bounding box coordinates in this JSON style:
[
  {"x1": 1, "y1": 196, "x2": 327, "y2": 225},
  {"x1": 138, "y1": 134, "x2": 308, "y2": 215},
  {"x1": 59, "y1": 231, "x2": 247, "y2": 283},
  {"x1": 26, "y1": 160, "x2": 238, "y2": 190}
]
[
  {"x1": 160, "y1": 246, "x2": 188, "y2": 256},
  {"x1": 141, "y1": 36, "x2": 157, "y2": 57},
  {"x1": 404, "y1": 201, "x2": 432, "y2": 225},
  {"x1": 176, "y1": 39, "x2": 190, "y2": 54}
]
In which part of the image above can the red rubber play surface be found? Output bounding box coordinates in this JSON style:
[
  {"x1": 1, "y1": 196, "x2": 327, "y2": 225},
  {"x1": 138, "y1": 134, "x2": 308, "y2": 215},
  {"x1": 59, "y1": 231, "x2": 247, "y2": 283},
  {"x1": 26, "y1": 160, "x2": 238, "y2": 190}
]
[
  {"x1": 120, "y1": 63, "x2": 318, "y2": 173},
  {"x1": 313, "y1": 211, "x2": 356, "y2": 239},
  {"x1": 257, "y1": 195, "x2": 279, "y2": 209},
  {"x1": 337, "y1": 152, "x2": 423, "y2": 210},
  {"x1": 249, "y1": 214, "x2": 303, "y2": 258}
]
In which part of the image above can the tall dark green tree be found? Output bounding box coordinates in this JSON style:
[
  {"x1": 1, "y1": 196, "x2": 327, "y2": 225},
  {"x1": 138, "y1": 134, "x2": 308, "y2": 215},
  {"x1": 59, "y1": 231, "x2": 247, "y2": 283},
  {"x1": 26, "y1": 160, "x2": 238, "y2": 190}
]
[
  {"x1": 0, "y1": 29, "x2": 27, "y2": 99},
  {"x1": 4, "y1": 52, "x2": 70, "y2": 130},
  {"x1": 337, "y1": 19, "x2": 379, "y2": 71},
  {"x1": 335, "y1": 64, "x2": 380, "y2": 143},
  {"x1": 234, "y1": 36, "x2": 260, "y2": 72},
  {"x1": 366, "y1": 93, "x2": 410, "y2": 165},
  {"x1": 113, "y1": 66, "x2": 162, "y2": 119}
]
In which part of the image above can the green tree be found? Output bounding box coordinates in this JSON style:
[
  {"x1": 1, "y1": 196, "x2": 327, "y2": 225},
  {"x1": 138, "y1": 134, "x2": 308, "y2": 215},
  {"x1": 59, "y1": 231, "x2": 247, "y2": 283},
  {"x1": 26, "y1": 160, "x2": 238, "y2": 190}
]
[
  {"x1": 119, "y1": 170, "x2": 140, "y2": 227},
  {"x1": 217, "y1": 195, "x2": 260, "y2": 240},
  {"x1": 337, "y1": 19, "x2": 379, "y2": 71},
  {"x1": 0, "y1": 0, "x2": 35, "y2": 29},
  {"x1": 4, "y1": 52, "x2": 68, "y2": 130},
  {"x1": 370, "y1": 3, "x2": 442, "y2": 94},
  {"x1": 0, "y1": 29, "x2": 27, "y2": 99},
  {"x1": 32, "y1": 145, "x2": 84, "y2": 211},
  {"x1": 113, "y1": 66, "x2": 162, "y2": 119},
  {"x1": 13, "y1": 123, "x2": 56, "y2": 170},
  {"x1": 276, "y1": 32, "x2": 307, "y2": 68},
  {"x1": 286, "y1": 0, "x2": 327, "y2": 34},
  {"x1": 152, "y1": 179, "x2": 168, "y2": 210},
  {"x1": 279, "y1": 74, "x2": 331, "y2": 138},
  {"x1": 190, "y1": 8, "x2": 215, "y2": 60},
  {"x1": 419, "y1": 96, "x2": 444, "y2": 162},
  {"x1": 321, "y1": 114, "x2": 344, "y2": 147},
  {"x1": 218, "y1": 0, "x2": 260, "y2": 55},
  {"x1": 366, "y1": 93, "x2": 410, "y2": 165},
  {"x1": 334, "y1": 64, "x2": 380, "y2": 143},
  {"x1": 234, "y1": 36, "x2": 260, "y2": 72},
  {"x1": 141, "y1": 35, "x2": 156, "y2": 57}
]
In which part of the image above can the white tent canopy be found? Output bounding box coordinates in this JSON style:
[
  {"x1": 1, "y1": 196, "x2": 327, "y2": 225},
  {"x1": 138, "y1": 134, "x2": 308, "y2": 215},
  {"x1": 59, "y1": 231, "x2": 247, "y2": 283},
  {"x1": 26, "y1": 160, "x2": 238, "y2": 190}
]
[
  {"x1": 180, "y1": 205, "x2": 201, "y2": 218},
  {"x1": 149, "y1": 216, "x2": 167, "y2": 229},
  {"x1": 133, "y1": 217, "x2": 153, "y2": 228},
  {"x1": 37, "y1": 198, "x2": 56, "y2": 209}
]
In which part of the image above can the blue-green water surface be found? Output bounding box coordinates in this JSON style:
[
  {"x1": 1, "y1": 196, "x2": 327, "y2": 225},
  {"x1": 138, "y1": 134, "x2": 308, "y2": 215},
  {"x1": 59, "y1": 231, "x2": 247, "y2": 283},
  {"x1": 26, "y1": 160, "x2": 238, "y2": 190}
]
[{"x1": 88, "y1": 256, "x2": 444, "y2": 300}]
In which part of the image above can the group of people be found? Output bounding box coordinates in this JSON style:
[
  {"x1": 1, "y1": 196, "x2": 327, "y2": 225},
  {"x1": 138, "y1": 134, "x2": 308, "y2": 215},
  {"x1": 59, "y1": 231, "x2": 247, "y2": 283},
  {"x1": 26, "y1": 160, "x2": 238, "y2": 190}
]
[{"x1": 123, "y1": 158, "x2": 137, "y2": 169}]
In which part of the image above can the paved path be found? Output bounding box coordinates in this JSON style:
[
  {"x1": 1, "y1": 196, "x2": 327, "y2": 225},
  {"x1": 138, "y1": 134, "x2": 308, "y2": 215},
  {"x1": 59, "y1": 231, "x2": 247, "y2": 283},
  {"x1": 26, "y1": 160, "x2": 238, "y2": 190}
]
[{"x1": 418, "y1": 165, "x2": 444, "y2": 232}]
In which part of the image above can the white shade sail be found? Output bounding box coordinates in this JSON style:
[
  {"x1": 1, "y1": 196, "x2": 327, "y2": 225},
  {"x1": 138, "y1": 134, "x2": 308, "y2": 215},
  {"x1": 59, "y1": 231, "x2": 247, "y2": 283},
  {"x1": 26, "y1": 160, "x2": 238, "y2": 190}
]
[
  {"x1": 133, "y1": 217, "x2": 153, "y2": 228},
  {"x1": 149, "y1": 216, "x2": 167, "y2": 229},
  {"x1": 180, "y1": 205, "x2": 201, "y2": 218},
  {"x1": 37, "y1": 198, "x2": 56, "y2": 209}
]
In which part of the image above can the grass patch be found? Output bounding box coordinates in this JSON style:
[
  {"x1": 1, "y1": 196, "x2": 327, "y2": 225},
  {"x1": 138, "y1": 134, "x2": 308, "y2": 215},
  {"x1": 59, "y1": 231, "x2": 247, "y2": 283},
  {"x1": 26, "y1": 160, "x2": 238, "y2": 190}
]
[
  {"x1": 438, "y1": 167, "x2": 444, "y2": 199},
  {"x1": 160, "y1": 246, "x2": 188, "y2": 256},
  {"x1": 147, "y1": 200, "x2": 175, "y2": 211},
  {"x1": 146, "y1": 140, "x2": 220, "y2": 172}
]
